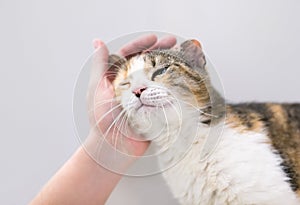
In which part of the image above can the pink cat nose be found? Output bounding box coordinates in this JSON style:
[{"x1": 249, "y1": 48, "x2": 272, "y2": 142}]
[{"x1": 133, "y1": 86, "x2": 147, "y2": 98}]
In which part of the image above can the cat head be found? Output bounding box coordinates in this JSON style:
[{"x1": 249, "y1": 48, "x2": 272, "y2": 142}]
[{"x1": 109, "y1": 40, "x2": 215, "y2": 140}]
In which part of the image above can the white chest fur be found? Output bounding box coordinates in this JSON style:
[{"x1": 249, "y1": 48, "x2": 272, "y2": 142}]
[{"x1": 156, "y1": 126, "x2": 300, "y2": 205}]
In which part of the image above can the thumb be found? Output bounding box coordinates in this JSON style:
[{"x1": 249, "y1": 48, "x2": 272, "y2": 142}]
[
  {"x1": 89, "y1": 39, "x2": 109, "y2": 92},
  {"x1": 87, "y1": 39, "x2": 109, "y2": 105}
]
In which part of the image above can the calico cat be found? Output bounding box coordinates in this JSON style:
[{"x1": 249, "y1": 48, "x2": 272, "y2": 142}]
[{"x1": 109, "y1": 40, "x2": 300, "y2": 205}]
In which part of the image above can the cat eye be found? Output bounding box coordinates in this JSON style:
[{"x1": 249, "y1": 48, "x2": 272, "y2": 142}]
[
  {"x1": 119, "y1": 81, "x2": 130, "y2": 89},
  {"x1": 151, "y1": 65, "x2": 170, "y2": 81}
]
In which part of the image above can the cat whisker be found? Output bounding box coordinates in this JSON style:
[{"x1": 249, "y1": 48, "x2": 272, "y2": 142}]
[
  {"x1": 167, "y1": 96, "x2": 210, "y2": 110},
  {"x1": 148, "y1": 84, "x2": 172, "y2": 93},
  {"x1": 111, "y1": 112, "x2": 121, "y2": 150},
  {"x1": 91, "y1": 103, "x2": 123, "y2": 159},
  {"x1": 164, "y1": 98, "x2": 182, "y2": 121},
  {"x1": 161, "y1": 104, "x2": 170, "y2": 143},
  {"x1": 91, "y1": 103, "x2": 122, "y2": 126},
  {"x1": 125, "y1": 105, "x2": 137, "y2": 138},
  {"x1": 102, "y1": 109, "x2": 127, "y2": 144},
  {"x1": 89, "y1": 104, "x2": 123, "y2": 158},
  {"x1": 106, "y1": 95, "x2": 135, "y2": 155},
  {"x1": 114, "y1": 103, "x2": 132, "y2": 152},
  {"x1": 168, "y1": 97, "x2": 216, "y2": 118},
  {"x1": 95, "y1": 109, "x2": 127, "y2": 160},
  {"x1": 117, "y1": 111, "x2": 130, "y2": 153},
  {"x1": 102, "y1": 73, "x2": 119, "y2": 87},
  {"x1": 193, "y1": 75, "x2": 209, "y2": 84},
  {"x1": 103, "y1": 73, "x2": 119, "y2": 79},
  {"x1": 146, "y1": 108, "x2": 153, "y2": 132},
  {"x1": 105, "y1": 62, "x2": 124, "y2": 71},
  {"x1": 112, "y1": 112, "x2": 127, "y2": 158},
  {"x1": 88, "y1": 98, "x2": 119, "y2": 113},
  {"x1": 94, "y1": 98, "x2": 119, "y2": 106}
]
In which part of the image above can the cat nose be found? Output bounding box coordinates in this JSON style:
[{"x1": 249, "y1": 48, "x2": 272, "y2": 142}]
[{"x1": 133, "y1": 86, "x2": 147, "y2": 98}]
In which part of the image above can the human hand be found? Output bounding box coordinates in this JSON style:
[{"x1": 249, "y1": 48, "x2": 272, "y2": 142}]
[
  {"x1": 29, "y1": 34, "x2": 177, "y2": 205},
  {"x1": 85, "y1": 34, "x2": 176, "y2": 159}
]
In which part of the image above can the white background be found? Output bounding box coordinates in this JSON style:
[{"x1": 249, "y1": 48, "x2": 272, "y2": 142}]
[{"x1": 1, "y1": 0, "x2": 299, "y2": 204}]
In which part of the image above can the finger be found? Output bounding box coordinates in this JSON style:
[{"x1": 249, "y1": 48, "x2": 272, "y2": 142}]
[
  {"x1": 93, "y1": 38, "x2": 104, "y2": 49},
  {"x1": 92, "y1": 39, "x2": 109, "y2": 71},
  {"x1": 89, "y1": 39, "x2": 109, "y2": 87},
  {"x1": 147, "y1": 35, "x2": 177, "y2": 51},
  {"x1": 87, "y1": 39, "x2": 109, "y2": 106},
  {"x1": 118, "y1": 34, "x2": 157, "y2": 57}
]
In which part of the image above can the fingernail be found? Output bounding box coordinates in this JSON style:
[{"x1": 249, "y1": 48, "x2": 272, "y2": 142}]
[{"x1": 93, "y1": 39, "x2": 104, "y2": 49}]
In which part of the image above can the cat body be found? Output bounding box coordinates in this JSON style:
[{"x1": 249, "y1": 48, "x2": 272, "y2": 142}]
[
  {"x1": 158, "y1": 103, "x2": 300, "y2": 205},
  {"x1": 110, "y1": 40, "x2": 300, "y2": 204}
]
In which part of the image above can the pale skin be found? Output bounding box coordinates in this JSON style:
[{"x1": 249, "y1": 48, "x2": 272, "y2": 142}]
[{"x1": 30, "y1": 34, "x2": 176, "y2": 205}]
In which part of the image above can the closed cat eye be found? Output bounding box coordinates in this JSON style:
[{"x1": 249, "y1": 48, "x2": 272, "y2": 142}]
[
  {"x1": 119, "y1": 81, "x2": 130, "y2": 88},
  {"x1": 151, "y1": 66, "x2": 169, "y2": 81}
]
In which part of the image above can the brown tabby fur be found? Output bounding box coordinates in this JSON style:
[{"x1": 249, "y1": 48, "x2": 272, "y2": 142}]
[
  {"x1": 109, "y1": 40, "x2": 300, "y2": 195},
  {"x1": 226, "y1": 103, "x2": 300, "y2": 192}
]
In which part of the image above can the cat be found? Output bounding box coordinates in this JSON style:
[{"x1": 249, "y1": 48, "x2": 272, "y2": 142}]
[{"x1": 108, "y1": 39, "x2": 300, "y2": 205}]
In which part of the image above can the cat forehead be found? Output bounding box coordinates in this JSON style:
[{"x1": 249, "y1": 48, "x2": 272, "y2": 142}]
[
  {"x1": 147, "y1": 50, "x2": 185, "y2": 63},
  {"x1": 126, "y1": 50, "x2": 186, "y2": 74},
  {"x1": 127, "y1": 55, "x2": 145, "y2": 76}
]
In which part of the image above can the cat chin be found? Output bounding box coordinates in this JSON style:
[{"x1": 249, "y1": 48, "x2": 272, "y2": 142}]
[
  {"x1": 127, "y1": 111, "x2": 181, "y2": 141},
  {"x1": 135, "y1": 104, "x2": 158, "y2": 113},
  {"x1": 129, "y1": 118, "x2": 173, "y2": 141}
]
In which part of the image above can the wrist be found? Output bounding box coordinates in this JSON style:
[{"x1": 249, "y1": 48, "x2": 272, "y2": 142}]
[{"x1": 82, "y1": 130, "x2": 137, "y2": 173}]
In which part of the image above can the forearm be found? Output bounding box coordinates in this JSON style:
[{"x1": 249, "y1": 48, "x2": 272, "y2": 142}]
[
  {"x1": 30, "y1": 145, "x2": 123, "y2": 205},
  {"x1": 30, "y1": 35, "x2": 168, "y2": 205}
]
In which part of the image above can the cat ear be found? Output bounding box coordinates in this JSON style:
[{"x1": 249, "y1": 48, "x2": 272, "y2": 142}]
[
  {"x1": 107, "y1": 54, "x2": 127, "y2": 82},
  {"x1": 108, "y1": 54, "x2": 127, "y2": 69},
  {"x1": 180, "y1": 39, "x2": 206, "y2": 70}
]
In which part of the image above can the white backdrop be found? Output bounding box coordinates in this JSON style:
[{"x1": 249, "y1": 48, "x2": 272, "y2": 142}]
[{"x1": 0, "y1": 0, "x2": 299, "y2": 204}]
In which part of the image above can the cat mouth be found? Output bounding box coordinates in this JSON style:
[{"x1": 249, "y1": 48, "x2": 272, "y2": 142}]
[
  {"x1": 136, "y1": 103, "x2": 156, "y2": 110},
  {"x1": 136, "y1": 102, "x2": 171, "y2": 111}
]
